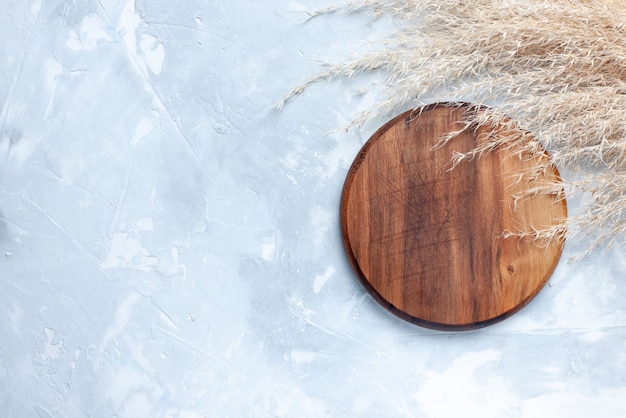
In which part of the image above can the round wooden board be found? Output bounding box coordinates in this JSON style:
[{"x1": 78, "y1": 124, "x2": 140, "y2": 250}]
[{"x1": 340, "y1": 103, "x2": 567, "y2": 331}]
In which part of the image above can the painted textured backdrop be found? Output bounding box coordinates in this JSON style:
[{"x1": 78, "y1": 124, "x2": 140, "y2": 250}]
[{"x1": 1, "y1": 0, "x2": 626, "y2": 416}]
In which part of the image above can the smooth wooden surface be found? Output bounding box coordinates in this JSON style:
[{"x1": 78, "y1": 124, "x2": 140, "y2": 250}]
[{"x1": 340, "y1": 104, "x2": 567, "y2": 330}]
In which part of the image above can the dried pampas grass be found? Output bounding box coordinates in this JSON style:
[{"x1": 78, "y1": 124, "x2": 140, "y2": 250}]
[{"x1": 283, "y1": 0, "x2": 626, "y2": 252}]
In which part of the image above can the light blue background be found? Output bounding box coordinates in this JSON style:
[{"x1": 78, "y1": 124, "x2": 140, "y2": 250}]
[{"x1": 1, "y1": 1, "x2": 625, "y2": 416}]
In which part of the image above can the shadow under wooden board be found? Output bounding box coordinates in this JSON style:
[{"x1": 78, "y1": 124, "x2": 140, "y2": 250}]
[{"x1": 340, "y1": 103, "x2": 567, "y2": 331}]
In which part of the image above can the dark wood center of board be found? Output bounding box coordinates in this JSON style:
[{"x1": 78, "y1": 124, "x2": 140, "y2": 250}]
[{"x1": 340, "y1": 103, "x2": 567, "y2": 330}]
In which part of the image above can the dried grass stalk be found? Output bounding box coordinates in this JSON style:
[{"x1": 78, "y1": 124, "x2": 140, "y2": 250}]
[{"x1": 283, "y1": 0, "x2": 626, "y2": 252}]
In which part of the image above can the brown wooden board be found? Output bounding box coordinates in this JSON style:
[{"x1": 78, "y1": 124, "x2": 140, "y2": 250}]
[{"x1": 340, "y1": 103, "x2": 567, "y2": 331}]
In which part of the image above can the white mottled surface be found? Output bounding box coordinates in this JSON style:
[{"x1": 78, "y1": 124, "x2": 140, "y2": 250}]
[{"x1": 1, "y1": 1, "x2": 626, "y2": 417}]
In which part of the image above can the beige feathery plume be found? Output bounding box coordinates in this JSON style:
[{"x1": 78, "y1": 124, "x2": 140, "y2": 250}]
[{"x1": 283, "y1": 0, "x2": 626, "y2": 252}]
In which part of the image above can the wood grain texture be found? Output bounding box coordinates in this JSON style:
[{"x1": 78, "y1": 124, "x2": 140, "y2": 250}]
[{"x1": 340, "y1": 103, "x2": 567, "y2": 331}]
